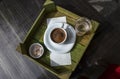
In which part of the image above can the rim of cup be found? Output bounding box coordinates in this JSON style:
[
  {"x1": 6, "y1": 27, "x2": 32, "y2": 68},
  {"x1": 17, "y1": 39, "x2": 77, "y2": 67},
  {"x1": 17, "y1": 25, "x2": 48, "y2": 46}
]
[{"x1": 50, "y1": 27, "x2": 67, "y2": 44}]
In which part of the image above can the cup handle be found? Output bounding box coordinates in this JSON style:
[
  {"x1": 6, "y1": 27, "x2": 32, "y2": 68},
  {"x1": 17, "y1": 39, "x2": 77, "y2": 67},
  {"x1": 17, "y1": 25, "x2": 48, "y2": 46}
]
[{"x1": 61, "y1": 23, "x2": 68, "y2": 29}]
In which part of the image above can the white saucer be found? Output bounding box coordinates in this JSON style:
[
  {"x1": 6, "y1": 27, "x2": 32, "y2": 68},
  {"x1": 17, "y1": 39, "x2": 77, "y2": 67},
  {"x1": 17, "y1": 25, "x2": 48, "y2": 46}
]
[{"x1": 44, "y1": 23, "x2": 76, "y2": 54}]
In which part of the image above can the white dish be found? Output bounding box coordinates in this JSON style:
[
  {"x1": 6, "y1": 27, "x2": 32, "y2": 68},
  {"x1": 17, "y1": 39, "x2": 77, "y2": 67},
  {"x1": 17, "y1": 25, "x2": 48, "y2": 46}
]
[{"x1": 44, "y1": 23, "x2": 76, "y2": 54}]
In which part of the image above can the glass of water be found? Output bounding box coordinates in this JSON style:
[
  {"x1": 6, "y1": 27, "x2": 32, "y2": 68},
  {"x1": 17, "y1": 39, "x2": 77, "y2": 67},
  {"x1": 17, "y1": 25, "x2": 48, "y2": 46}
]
[{"x1": 75, "y1": 17, "x2": 92, "y2": 36}]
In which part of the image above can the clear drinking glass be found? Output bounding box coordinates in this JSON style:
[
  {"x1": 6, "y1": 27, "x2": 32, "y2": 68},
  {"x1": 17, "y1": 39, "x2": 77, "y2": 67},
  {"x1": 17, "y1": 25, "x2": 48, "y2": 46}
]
[{"x1": 75, "y1": 17, "x2": 92, "y2": 36}]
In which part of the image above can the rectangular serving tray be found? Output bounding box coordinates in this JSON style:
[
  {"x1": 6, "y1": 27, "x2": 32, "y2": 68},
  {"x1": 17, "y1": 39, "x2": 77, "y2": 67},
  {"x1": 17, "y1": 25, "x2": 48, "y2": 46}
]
[{"x1": 17, "y1": 0, "x2": 99, "y2": 79}]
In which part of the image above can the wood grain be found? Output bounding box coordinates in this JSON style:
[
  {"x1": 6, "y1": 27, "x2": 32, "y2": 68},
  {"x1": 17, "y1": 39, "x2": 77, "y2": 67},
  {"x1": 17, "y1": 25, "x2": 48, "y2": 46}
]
[{"x1": 0, "y1": 0, "x2": 58, "y2": 79}]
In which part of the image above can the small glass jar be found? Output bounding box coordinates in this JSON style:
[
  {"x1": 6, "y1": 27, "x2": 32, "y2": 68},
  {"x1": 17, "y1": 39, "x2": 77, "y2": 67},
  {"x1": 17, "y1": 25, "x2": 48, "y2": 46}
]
[{"x1": 75, "y1": 17, "x2": 92, "y2": 36}]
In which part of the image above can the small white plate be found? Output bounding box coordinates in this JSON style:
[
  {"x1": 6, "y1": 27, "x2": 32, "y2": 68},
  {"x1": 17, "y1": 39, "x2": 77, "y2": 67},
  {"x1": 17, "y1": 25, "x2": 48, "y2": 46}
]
[{"x1": 44, "y1": 23, "x2": 76, "y2": 54}]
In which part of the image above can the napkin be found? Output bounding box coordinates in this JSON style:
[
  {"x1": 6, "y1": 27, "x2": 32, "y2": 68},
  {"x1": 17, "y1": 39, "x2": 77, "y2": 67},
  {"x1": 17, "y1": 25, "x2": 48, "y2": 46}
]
[
  {"x1": 50, "y1": 53, "x2": 71, "y2": 66},
  {"x1": 47, "y1": 16, "x2": 72, "y2": 66},
  {"x1": 47, "y1": 16, "x2": 66, "y2": 25}
]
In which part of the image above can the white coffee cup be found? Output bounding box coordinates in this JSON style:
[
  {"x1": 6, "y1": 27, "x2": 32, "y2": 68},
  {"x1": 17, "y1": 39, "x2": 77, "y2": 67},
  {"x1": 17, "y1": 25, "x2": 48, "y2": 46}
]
[{"x1": 50, "y1": 27, "x2": 67, "y2": 44}]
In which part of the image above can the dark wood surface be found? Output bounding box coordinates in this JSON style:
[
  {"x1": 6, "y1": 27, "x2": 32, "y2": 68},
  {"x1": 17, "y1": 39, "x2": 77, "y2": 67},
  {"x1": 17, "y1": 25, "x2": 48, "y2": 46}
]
[
  {"x1": 0, "y1": 0, "x2": 58, "y2": 79},
  {"x1": 0, "y1": 0, "x2": 120, "y2": 79}
]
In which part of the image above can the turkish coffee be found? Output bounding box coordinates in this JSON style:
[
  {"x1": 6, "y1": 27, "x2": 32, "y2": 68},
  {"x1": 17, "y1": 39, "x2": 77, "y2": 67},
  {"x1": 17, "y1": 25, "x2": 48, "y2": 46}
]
[{"x1": 51, "y1": 28, "x2": 66, "y2": 43}]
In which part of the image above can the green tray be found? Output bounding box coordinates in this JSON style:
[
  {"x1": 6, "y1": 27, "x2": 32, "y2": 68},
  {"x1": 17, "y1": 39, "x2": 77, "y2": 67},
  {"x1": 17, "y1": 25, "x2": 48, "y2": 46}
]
[{"x1": 17, "y1": 0, "x2": 99, "y2": 79}]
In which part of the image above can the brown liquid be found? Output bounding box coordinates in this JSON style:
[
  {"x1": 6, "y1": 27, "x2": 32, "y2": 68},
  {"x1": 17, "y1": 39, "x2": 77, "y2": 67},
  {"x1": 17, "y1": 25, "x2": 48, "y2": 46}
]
[{"x1": 51, "y1": 28, "x2": 66, "y2": 43}]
